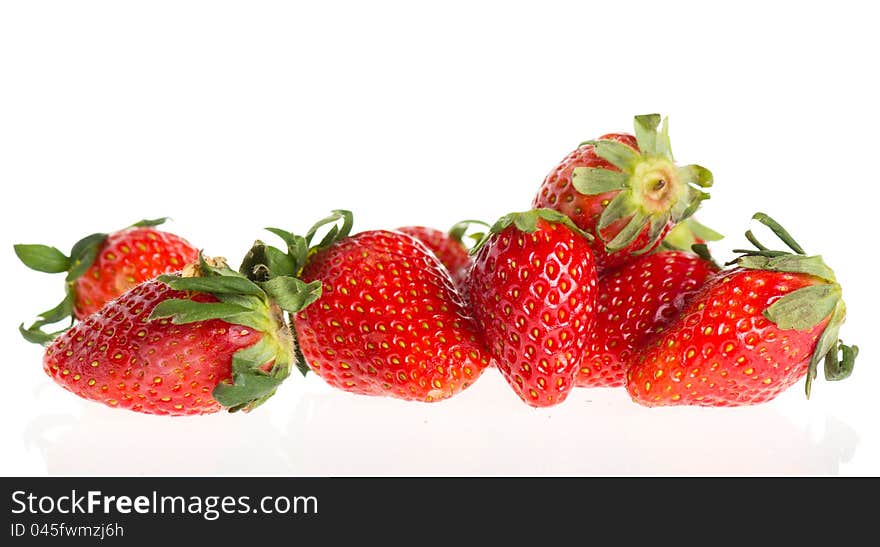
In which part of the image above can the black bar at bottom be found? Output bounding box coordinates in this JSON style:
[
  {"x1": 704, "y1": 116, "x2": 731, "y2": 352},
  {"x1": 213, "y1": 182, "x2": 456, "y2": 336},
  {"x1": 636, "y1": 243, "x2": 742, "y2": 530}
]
[{"x1": 1, "y1": 477, "x2": 873, "y2": 544}]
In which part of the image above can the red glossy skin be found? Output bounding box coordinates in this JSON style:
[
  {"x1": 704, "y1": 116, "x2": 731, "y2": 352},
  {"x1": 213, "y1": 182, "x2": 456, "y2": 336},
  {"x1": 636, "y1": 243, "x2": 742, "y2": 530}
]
[
  {"x1": 396, "y1": 226, "x2": 470, "y2": 287},
  {"x1": 44, "y1": 279, "x2": 263, "y2": 416},
  {"x1": 73, "y1": 227, "x2": 198, "y2": 319},
  {"x1": 578, "y1": 251, "x2": 717, "y2": 388},
  {"x1": 294, "y1": 230, "x2": 491, "y2": 402},
  {"x1": 532, "y1": 133, "x2": 669, "y2": 274},
  {"x1": 626, "y1": 268, "x2": 827, "y2": 407},
  {"x1": 464, "y1": 220, "x2": 598, "y2": 407}
]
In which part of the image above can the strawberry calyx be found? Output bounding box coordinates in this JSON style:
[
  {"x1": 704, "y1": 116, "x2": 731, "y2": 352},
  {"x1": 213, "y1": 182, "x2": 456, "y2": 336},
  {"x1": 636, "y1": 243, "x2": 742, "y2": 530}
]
[
  {"x1": 149, "y1": 253, "x2": 319, "y2": 412},
  {"x1": 238, "y1": 210, "x2": 355, "y2": 377},
  {"x1": 659, "y1": 217, "x2": 723, "y2": 252},
  {"x1": 15, "y1": 218, "x2": 171, "y2": 345},
  {"x1": 471, "y1": 208, "x2": 592, "y2": 254},
  {"x1": 730, "y1": 212, "x2": 857, "y2": 398},
  {"x1": 658, "y1": 217, "x2": 724, "y2": 269},
  {"x1": 448, "y1": 219, "x2": 490, "y2": 250},
  {"x1": 241, "y1": 209, "x2": 354, "y2": 281},
  {"x1": 571, "y1": 114, "x2": 712, "y2": 253}
]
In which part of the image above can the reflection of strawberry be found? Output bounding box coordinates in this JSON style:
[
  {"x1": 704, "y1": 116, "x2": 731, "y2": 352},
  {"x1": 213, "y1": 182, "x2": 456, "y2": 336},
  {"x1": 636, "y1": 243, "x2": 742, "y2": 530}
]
[
  {"x1": 577, "y1": 250, "x2": 718, "y2": 388},
  {"x1": 42, "y1": 256, "x2": 315, "y2": 416},
  {"x1": 252, "y1": 211, "x2": 492, "y2": 402},
  {"x1": 15, "y1": 218, "x2": 197, "y2": 343},
  {"x1": 627, "y1": 213, "x2": 858, "y2": 407},
  {"x1": 464, "y1": 209, "x2": 598, "y2": 407},
  {"x1": 533, "y1": 114, "x2": 712, "y2": 274}
]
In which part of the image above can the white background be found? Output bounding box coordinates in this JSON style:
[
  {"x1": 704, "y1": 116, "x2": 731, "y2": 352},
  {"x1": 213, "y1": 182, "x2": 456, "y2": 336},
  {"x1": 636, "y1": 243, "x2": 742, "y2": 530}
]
[{"x1": 0, "y1": 1, "x2": 876, "y2": 475}]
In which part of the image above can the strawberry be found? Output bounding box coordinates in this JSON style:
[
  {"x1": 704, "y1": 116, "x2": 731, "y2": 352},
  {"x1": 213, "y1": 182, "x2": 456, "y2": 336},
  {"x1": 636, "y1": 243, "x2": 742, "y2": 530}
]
[
  {"x1": 576, "y1": 250, "x2": 718, "y2": 388},
  {"x1": 626, "y1": 213, "x2": 858, "y2": 407},
  {"x1": 243, "y1": 210, "x2": 492, "y2": 402},
  {"x1": 42, "y1": 255, "x2": 318, "y2": 416},
  {"x1": 15, "y1": 218, "x2": 197, "y2": 343},
  {"x1": 532, "y1": 114, "x2": 713, "y2": 274},
  {"x1": 396, "y1": 221, "x2": 487, "y2": 286},
  {"x1": 464, "y1": 209, "x2": 598, "y2": 407}
]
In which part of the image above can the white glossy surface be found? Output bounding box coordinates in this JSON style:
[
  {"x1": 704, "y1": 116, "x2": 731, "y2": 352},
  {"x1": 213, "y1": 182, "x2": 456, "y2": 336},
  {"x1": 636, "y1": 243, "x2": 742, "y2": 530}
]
[
  {"x1": 6, "y1": 372, "x2": 866, "y2": 475},
  {"x1": 1, "y1": 0, "x2": 877, "y2": 476}
]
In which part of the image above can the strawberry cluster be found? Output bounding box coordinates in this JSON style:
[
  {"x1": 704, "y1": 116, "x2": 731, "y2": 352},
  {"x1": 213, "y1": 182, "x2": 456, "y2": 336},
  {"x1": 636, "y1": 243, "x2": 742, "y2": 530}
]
[{"x1": 15, "y1": 115, "x2": 857, "y2": 415}]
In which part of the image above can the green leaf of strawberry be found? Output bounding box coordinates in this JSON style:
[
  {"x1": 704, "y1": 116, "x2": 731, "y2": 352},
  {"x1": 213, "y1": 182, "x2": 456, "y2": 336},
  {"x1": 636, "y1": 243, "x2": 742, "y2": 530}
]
[
  {"x1": 735, "y1": 255, "x2": 836, "y2": 283},
  {"x1": 572, "y1": 168, "x2": 630, "y2": 194},
  {"x1": 214, "y1": 373, "x2": 283, "y2": 412},
  {"x1": 159, "y1": 273, "x2": 265, "y2": 297},
  {"x1": 447, "y1": 219, "x2": 490, "y2": 246},
  {"x1": 65, "y1": 233, "x2": 110, "y2": 282},
  {"x1": 214, "y1": 337, "x2": 287, "y2": 411},
  {"x1": 131, "y1": 217, "x2": 170, "y2": 228},
  {"x1": 15, "y1": 218, "x2": 198, "y2": 344},
  {"x1": 150, "y1": 300, "x2": 256, "y2": 325},
  {"x1": 583, "y1": 139, "x2": 641, "y2": 172},
  {"x1": 659, "y1": 217, "x2": 723, "y2": 253},
  {"x1": 763, "y1": 284, "x2": 841, "y2": 330},
  {"x1": 13, "y1": 244, "x2": 71, "y2": 273},
  {"x1": 305, "y1": 209, "x2": 354, "y2": 249},
  {"x1": 260, "y1": 277, "x2": 323, "y2": 314},
  {"x1": 824, "y1": 340, "x2": 858, "y2": 382}
]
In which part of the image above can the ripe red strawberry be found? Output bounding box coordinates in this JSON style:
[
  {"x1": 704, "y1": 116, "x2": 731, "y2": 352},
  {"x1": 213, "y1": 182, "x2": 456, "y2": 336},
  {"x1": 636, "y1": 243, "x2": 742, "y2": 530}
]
[
  {"x1": 249, "y1": 210, "x2": 492, "y2": 402},
  {"x1": 627, "y1": 213, "x2": 858, "y2": 407},
  {"x1": 15, "y1": 218, "x2": 197, "y2": 343},
  {"x1": 396, "y1": 221, "x2": 487, "y2": 287},
  {"x1": 464, "y1": 209, "x2": 598, "y2": 407},
  {"x1": 576, "y1": 250, "x2": 718, "y2": 388},
  {"x1": 532, "y1": 114, "x2": 713, "y2": 274},
  {"x1": 396, "y1": 226, "x2": 470, "y2": 285},
  {"x1": 42, "y1": 255, "x2": 316, "y2": 416}
]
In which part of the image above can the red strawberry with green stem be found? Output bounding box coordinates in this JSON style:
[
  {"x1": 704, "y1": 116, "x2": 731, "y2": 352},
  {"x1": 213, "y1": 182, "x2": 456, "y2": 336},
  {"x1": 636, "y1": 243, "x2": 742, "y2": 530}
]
[
  {"x1": 532, "y1": 114, "x2": 713, "y2": 273},
  {"x1": 396, "y1": 220, "x2": 488, "y2": 286},
  {"x1": 241, "y1": 210, "x2": 492, "y2": 402},
  {"x1": 577, "y1": 250, "x2": 718, "y2": 388},
  {"x1": 464, "y1": 209, "x2": 598, "y2": 407},
  {"x1": 42, "y1": 254, "x2": 320, "y2": 416},
  {"x1": 15, "y1": 218, "x2": 198, "y2": 343},
  {"x1": 626, "y1": 213, "x2": 857, "y2": 407}
]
